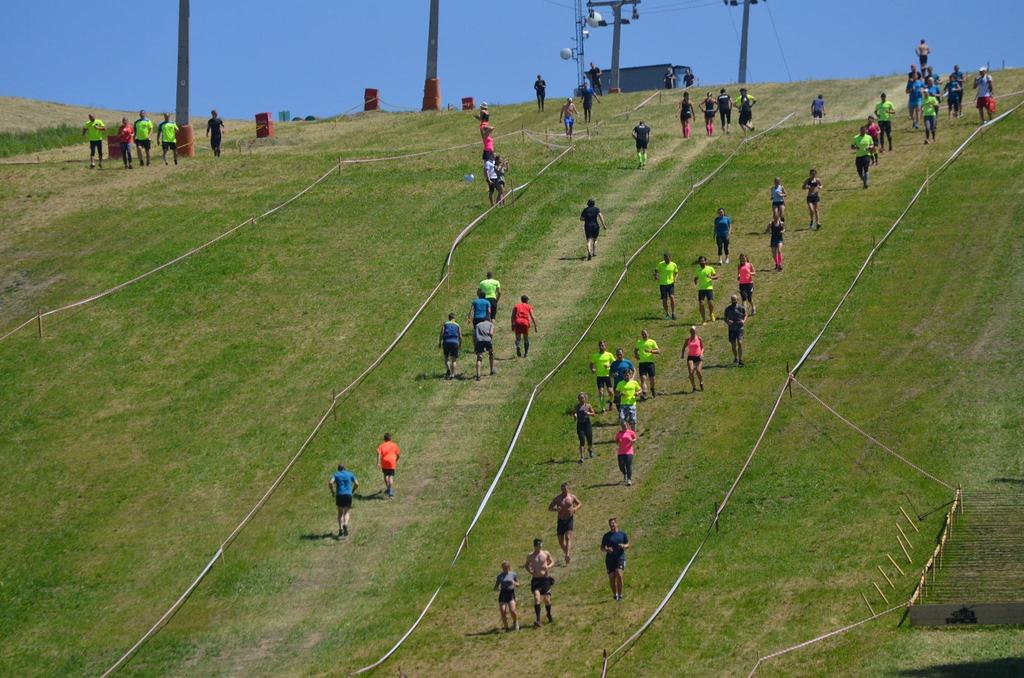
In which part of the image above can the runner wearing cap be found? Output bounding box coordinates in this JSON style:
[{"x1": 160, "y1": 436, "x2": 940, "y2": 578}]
[{"x1": 974, "y1": 67, "x2": 995, "y2": 124}]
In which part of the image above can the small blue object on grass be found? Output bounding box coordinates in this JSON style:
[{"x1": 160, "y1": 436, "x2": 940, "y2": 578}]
[{"x1": 464, "y1": 174, "x2": 475, "y2": 182}]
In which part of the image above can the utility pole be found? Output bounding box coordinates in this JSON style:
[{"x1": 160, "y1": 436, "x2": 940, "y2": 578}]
[
  {"x1": 587, "y1": 1, "x2": 639, "y2": 93},
  {"x1": 724, "y1": 0, "x2": 761, "y2": 85},
  {"x1": 738, "y1": 0, "x2": 751, "y2": 84},
  {"x1": 176, "y1": 0, "x2": 189, "y2": 125},
  {"x1": 422, "y1": 0, "x2": 441, "y2": 110}
]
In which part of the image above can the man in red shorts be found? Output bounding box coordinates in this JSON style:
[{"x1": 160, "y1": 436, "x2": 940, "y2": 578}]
[
  {"x1": 973, "y1": 66, "x2": 995, "y2": 124},
  {"x1": 511, "y1": 294, "x2": 539, "y2": 358},
  {"x1": 376, "y1": 432, "x2": 401, "y2": 499}
]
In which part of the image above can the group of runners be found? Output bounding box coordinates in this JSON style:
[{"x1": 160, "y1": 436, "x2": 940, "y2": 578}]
[
  {"x1": 678, "y1": 87, "x2": 756, "y2": 138},
  {"x1": 81, "y1": 109, "x2": 226, "y2": 168},
  {"x1": 328, "y1": 432, "x2": 401, "y2": 536},
  {"x1": 477, "y1": 103, "x2": 510, "y2": 205}
]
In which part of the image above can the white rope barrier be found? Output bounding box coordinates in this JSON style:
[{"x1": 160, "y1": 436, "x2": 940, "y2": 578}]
[
  {"x1": 99, "y1": 143, "x2": 574, "y2": 677},
  {"x1": 603, "y1": 97, "x2": 1024, "y2": 671},
  {"x1": 350, "y1": 112, "x2": 795, "y2": 676}
]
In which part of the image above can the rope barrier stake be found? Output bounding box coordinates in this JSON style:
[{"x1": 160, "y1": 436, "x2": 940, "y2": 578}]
[
  {"x1": 896, "y1": 522, "x2": 913, "y2": 549},
  {"x1": 860, "y1": 592, "x2": 876, "y2": 616},
  {"x1": 887, "y1": 553, "x2": 905, "y2": 576},
  {"x1": 898, "y1": 505, "x2": 920, "y2": 532},
  {"x1": 36, "y1": 308, "x2": 42, "y2": 338},
  {"x1": 897, "y1": 534, "x2": 913, "y2": 563},
  {"x1": 786, "y1": 363, "x2": 793, "y2": 399},
  {"x1": 331, "y1": 390, "x2": 337, "y2": 418},
  {"x1": 873, "y1": 581, "x2": 890, "y2": 604},
  {"x1": 877, "y1": 565, "x2": 895, "y2": 589}
]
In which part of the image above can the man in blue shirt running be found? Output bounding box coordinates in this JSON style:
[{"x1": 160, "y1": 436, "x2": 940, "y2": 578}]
[
  {"x1": 600, "y1": 517, "x2": 631, "y2": 601},
  {"x1": 328, "y1": 463, "x2": 359, "y2": 538},
  {"x1": 906, "y1": 74, "x2": 925, "y2": 129},
  {"x1": 713, "y1": 208, "x2": 732, "y2": 265}
]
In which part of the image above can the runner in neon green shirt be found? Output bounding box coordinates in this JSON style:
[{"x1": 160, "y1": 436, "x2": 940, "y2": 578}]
[
  {"x1": 922, "y1": 95, "x2": 939, "y2": 144},
  {"x1": 615, "y1": 370, "x2": 642, "y2": 426},
  {"x1": 589, "y1": 340, "x2": 616, "y2": 411},
  {"x1": 632, "y1": 329, "x2": 661, "y2": 399},
  {"x1": 82, "y1": 114, "x2": 106, "y2": 168},
  {"x1": 653, "y1": 252, "x2": 679, "y2": 319},
  {"x1": 851, "y1": 126, "x2": 875, "y2": 189},
  {"x1": 478, "y1": 272, "x2": 501, "y2": 318},
  {"x1": 157, "y1": 113, "x2": 179, "y2": 166},
  {"x1": 133, "y1": 110, "x2": 154, "y2": 166},
  {"x1": 693, "y1": 255, "x2": 718, "y2": 323},
  {"x1": 874, "y1": 93, "x2": 895, "y2": 153}
]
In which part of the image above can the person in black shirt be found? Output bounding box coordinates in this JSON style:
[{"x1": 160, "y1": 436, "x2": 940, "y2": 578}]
[
  {"x1": 600, "y1": 517, "x2": 630, "y2": 601},
  {"x1": 717, "y1": 89, "x2": 732, "y2": 134},
  {"x1": 206, "y1": 109, "x2": 226, "y2": 157},
  {"x1": 534, "y1": 75, "x2": 547, "y2": 112},
  {"x1": 587, "y1": 62, "x2": 603, "y2": 96},
  {"x1": 663, "y1": 67, "x2": 676, "y2": 89},
  {"x1": 580, "y1": 199, "x2": 607, "y2": 261},
  {"x1": 724, "y1": 294, "x2": 747, "y2": 366},
  {"x1": 683, "y1": 70, "x2": 695, "y2": 88},
  {"x1": 632, "y1": 120, "x2": 651, "y2": 169}
]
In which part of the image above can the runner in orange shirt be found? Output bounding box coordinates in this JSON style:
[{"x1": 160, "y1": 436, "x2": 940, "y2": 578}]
[
  {"x1": 511, "y1": 295, "x2": 539, "y2": 358},
  {"x1": 376, "y1": 432, "x2": 401, "y2": 499}
]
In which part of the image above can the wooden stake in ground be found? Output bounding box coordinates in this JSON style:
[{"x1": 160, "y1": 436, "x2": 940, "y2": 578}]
[
  {"x1": 873, "y1": 581, "x2": 890, "y2": 604},
  {"x1": 886, "y1": 553, "x2": 906, "y2": 576},
  {"x1": 899, "y1": 505, "x2": 920, "y2": 532},
  {"x1": 877, "y1": 565, "x2": 895, "y2": 589},
  {"x1": 897, "y1": 533, "x2": 913, "y2": 563},
  {"x1": 860, "y1": 591, "x2": 876, "y2": 615},
  {"x1": 896, "y1": 522, "x2": 914, "y2": 549},
  {"x1": 36, "y1": 308, "x2": 42, "y2": 338},
  {"x1": 786, "y1": 363, "x2": 793, "y2": 399}
]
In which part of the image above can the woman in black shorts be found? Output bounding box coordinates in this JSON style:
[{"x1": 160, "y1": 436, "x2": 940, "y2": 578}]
[
  {"x1": 737, "y1": 253, "x2": 756, "y2": 315},
  {"x1": 572, "y1": 392, "x2": 596, "y2": 462},
  {"x1": 765, "y1": 217, "x2": 785, "y2": 271},
  {"x1": 701, "y1": 92, "x2": 717, "y2": 136},
  {"x1": 679, "y1": 91, "x2": 694, "y2": 139},
  {"x1": 493, "y1": 560, "x2": 520, "y2": 632},
  {"x1": 802, "y1": 168, "x2": 823, "y2": 230}
]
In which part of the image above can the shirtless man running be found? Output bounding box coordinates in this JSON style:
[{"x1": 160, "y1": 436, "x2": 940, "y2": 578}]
[
  {"x1": 525, "y1": 538, "x2": 556, "y2": 627},
  {"x1": 560, "y1": 98, "x2": 579, "y2": 139},
  {"x1": 548, "y1": 483, "x2": 582, "y2": 565}
]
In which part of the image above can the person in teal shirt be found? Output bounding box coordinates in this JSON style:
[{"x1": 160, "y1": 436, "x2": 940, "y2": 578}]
[{"x1": 329, "y1": 463, "x2": 359, "y2": 538}]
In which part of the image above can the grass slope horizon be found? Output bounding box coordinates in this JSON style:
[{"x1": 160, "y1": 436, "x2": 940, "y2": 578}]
[{"x1": 1, "y1": 71, "x2": 1022, "y2": 676}]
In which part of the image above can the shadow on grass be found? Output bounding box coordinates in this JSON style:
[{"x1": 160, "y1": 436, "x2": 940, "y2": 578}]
[
  {"x1": 558, "y1": 256, "x2": 585, "y2": 261},
  {"x1": 464, "y1": 628, "x2": 504, "y2": 638},
  {"x1": 354, "y1": 491, "x2": 388, "y2": 501},
  {"x1": 299, "y1": 532, "x2": 337, "y2": 541},
  {"x1": 897, "y1": 657, "x2": 1024, "y2": 677},
  {"x1": 992, "y1": 477, "x2": 1024, "y2": 485}
]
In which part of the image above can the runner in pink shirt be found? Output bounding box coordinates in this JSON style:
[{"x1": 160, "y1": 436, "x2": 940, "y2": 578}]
[
  {"x1": 682, "y1": 326, "x2": 705, "y2": 392},
  {"x1": 737, "y1": 253, "x2": 756, "y2": 316},
  {"x1": 117, "y1": 117, "x2": 134, "y2": 170},
  {"x1": 614, "y1": 422, "x2": 636, "y2": 486},
  {"x1": 866, "y1": 116, "x2": 881, "y2": 166}
]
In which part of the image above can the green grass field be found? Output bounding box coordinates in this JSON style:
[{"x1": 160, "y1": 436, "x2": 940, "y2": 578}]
[{"x1": 1, "y1": 72, "x2": 1022, "y2": 677}]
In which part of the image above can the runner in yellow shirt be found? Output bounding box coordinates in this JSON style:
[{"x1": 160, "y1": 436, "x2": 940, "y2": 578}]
[
  {"x1": 633, "y1": 329, "x2": 661, "y2": 400},
  {"x1": 652, "y1": 252, "x2": 679, "y2": 319},
  {"x1": 614, "y1": 369, "x2": 642, "y2": 427},
  {"x1": 133, "y1": 110, "x2": 154, "y2": 166},
  {"x1": 850, "y1": 125, "x2": 875, "y2": 189},
  {"x1": 82, "y1": 114, "x2": 106, "y2": 169},
  {"x1": 922, "y1": 94, "x2": 940, "y2": 144},
  {"x1": 693, "y1": 255, "x2": 718, "y2": 324},
  {"x1": 479, "y1": 272, "x2": 501, "y2": 319},
  {"x1": 589, "y1": 340, "x2": 616, "y2": 412},
  {"x1": 873, "y1": 93, "x2": 895, "y2": 153},
  {"x1": 157, "y1": 113, "x2": 179, "y2": 166}
]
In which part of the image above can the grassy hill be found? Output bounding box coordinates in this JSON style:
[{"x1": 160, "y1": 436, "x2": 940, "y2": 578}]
[{"x1": 1, "y1": 72, "x2": 1022, "y2": 676}]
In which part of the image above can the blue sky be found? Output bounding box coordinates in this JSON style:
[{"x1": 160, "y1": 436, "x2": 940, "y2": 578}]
[{"x1": 1, "y1": 1, "x2": 1021, "y2": 121}]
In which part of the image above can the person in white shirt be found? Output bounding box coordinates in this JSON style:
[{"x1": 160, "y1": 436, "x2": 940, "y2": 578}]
[{"x1": 973, "y1": 66, "x2": 995, "y2": 124}]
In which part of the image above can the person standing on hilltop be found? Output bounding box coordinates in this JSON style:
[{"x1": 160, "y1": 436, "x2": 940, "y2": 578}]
[
  {"x1": 587, "y1": 62, "x2": 603, "y2": 96},
  {"x1": 916, "y1": 39, "x2": 930, "y2": 70},
  {"x1": 82, "y1": 113, "x2": 106, "y2": 169},
  {"x1": 974, "y1": 66, "x2": 995, "y2": 124},
  {"x1": 717, "y1": 88, "x2": 732, "y2": 134},
  {"x1": 133, "y1": 110, "x2": 153, "y2": 166},
  {"x1": 534, "y1": 74, "x2": 547, "y2": 112}
]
